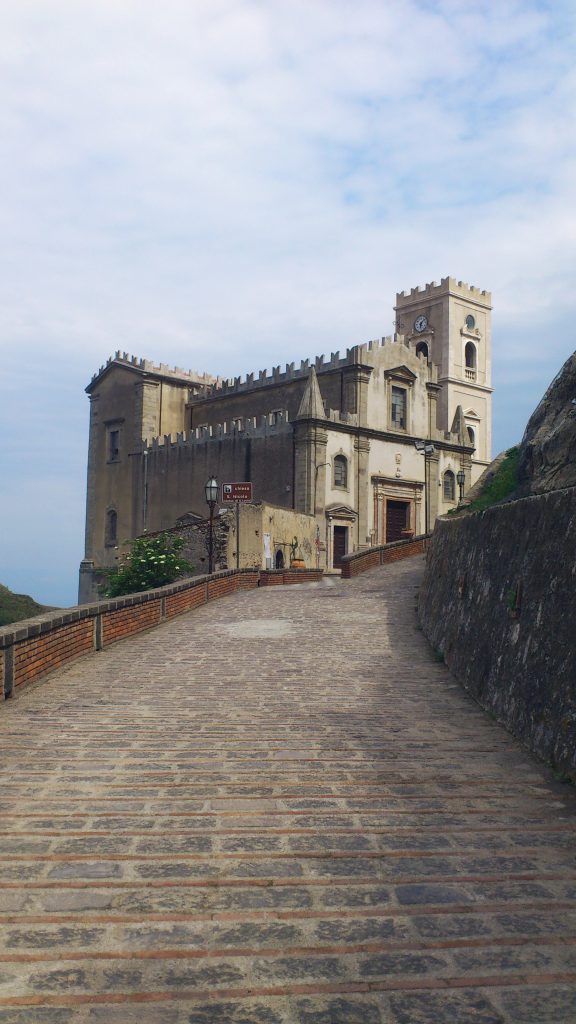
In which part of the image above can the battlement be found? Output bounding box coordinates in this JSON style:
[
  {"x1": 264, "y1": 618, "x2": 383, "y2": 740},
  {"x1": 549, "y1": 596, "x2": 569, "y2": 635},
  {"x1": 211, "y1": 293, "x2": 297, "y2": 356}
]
[
  {"x1": 90, "y1": 351, "x2": 217, "y2": 387},
  {"x1": 146, "y1": 410, "x2": 293, "y2": 450},
  {"x1": 198, "y1": 335, "x2": 405, "y2": 401},
  {"x1": 396, "y1": 276, "x2": 491, "y2": 303},
  {"x1": 91, "y1": 329, "x2": 435, "y2": 403}
]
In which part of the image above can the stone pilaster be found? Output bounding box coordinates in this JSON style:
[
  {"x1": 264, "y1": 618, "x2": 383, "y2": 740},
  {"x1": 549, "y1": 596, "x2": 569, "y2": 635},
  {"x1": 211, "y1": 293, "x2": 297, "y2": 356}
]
[
  {"x1": 354, "y1": 435, "x2": 371, "y2": 547},
  {"x1": 426, "y1": 381, "x2": 442, "y2": 438},
  {"x1": 428, "y1": 450, "x2": 440, "y2": 528},
  {"x1": 341, "y1": 365, "x2": 372, "y2": 424},
  {"x1": 134, "y1": 379, "x2": 161, "y2": 446},
  {"x1": 294, "y1": 423, "x2": 328, "y2": 516},
  {"x1": 83, "y1": 395, "x2": 100, "y2": 562}
]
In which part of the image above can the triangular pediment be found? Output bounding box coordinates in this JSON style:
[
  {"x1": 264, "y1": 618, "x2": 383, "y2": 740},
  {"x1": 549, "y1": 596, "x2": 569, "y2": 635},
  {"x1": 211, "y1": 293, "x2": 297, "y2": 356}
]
[
  {"x1": 384, "y1": 365, "x2": 418, "y2": 384},
  {"x1": 325, "y1": 503, "x2": 357, "y2": 520}
]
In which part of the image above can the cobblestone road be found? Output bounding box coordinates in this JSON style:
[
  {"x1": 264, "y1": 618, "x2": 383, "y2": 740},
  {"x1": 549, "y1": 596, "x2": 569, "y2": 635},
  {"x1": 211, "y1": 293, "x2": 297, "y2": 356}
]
[{"x1": 1, "y1": 557, "x2": 576, "y2": 1023}]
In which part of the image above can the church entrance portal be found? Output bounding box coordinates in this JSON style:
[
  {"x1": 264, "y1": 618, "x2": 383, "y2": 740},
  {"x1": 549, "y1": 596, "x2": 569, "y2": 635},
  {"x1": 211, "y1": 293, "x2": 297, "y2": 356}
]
[
  {"x1": 333, "y1": 526, "x2": 348, "y2": 569},
  {"x1": 386, "y1": 500, "x2": 410, "y2": 543}
]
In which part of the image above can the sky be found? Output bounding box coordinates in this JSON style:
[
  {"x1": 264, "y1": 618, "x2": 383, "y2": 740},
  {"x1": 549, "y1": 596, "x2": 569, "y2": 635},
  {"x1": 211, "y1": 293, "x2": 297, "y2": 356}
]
[{"x1": 0, "y1": 0, "x2": 575, "y2": 607}]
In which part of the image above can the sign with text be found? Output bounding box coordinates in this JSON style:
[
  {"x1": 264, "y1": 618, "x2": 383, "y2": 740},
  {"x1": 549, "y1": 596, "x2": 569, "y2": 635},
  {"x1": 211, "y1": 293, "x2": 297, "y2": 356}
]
[{"x1": 221, "y1": 482, "x2": 253, "y2": 503}]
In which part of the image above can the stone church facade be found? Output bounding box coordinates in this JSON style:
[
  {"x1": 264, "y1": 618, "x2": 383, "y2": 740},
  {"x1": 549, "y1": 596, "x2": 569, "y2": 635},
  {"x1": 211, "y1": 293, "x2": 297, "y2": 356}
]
[{"x1": 79, "y1": 277, "x2": 492, "y2": 601}]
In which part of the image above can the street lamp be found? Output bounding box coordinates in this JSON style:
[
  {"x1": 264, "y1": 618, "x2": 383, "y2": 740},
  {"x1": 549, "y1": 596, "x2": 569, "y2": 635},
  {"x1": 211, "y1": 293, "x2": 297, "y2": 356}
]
[
  {"x1": 457, "y1": 468, "x2": 466, "y2": 505},
  {"x1": 204, "y1": 476, "x2": 219, "y2": 574},
  {"x1": 414, "y1": 440, "x2": 435, "y2": 534}
]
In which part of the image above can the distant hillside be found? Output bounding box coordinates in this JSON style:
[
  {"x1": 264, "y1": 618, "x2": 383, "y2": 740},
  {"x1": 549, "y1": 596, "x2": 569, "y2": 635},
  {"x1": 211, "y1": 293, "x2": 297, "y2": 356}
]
[{"x1": 0, "y1": 584, "x2": 57, "y2": 627}]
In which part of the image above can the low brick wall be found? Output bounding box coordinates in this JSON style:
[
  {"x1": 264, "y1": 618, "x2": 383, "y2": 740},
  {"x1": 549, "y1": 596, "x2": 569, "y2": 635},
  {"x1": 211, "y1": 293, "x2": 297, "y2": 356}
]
[
  {"x1": 259, "y1": 569, "x2": 324, "y2": 586},
  {"x1": 0, "y1": 567, "x2": 305, "y2": 701},
  {"x1": 13, "y1": 619, "x2": 95, "y2": 691},
  {"x1": 165, "y1": 580, "x2": 207, "y2": 618},
  {"x1": 340, "y1": 535, "x2": 430, "y2": 578},
  {"x1": 101, "y1": 599, "x2": 163, "y2": 646}
]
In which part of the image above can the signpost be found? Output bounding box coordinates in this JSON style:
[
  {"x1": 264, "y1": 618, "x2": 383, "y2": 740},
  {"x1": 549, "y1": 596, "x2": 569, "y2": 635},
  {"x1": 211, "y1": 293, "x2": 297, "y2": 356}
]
[
  {"x1": 221, "y1": 483, "x2": 253, "y2": 568},
  {"x1": 221, "y1": 483, "x2": 253, "y2": 503}
]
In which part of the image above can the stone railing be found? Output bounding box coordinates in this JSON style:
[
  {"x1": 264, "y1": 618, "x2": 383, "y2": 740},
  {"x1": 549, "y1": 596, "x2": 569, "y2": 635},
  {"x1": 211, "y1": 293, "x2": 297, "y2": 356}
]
[
  {"x1": 0, "y1": 567, "x2": 321, "y2": 702},
  {"x1": 340, "y1": 535, "x2": 430, "y2": 578}
]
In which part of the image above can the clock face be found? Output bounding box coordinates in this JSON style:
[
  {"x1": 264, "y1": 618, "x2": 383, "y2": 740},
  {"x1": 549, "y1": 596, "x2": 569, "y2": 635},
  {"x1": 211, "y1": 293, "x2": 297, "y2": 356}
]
[{"x1": 414, "y1": 315, "x2": 428, "y2": 333}]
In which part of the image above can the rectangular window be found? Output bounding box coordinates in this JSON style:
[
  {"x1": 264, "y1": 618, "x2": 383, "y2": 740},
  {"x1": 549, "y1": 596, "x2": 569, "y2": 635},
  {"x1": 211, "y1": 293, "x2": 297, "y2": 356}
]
[
  {"x1": 443, "y1": 472, "x2": 455, "y2": 501},
  {"x1": 108, "y1": 429, "x2": 120, "y2": 462},
  {"x1": 391, "y1": 387, "x2": 407, "y2": 430}
]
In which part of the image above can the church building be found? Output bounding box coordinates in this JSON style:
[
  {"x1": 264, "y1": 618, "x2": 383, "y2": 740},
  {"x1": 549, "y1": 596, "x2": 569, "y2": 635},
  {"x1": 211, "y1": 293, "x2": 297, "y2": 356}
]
[{"x1": 79, "y1": 277, "x2": 492, "y2": 600}]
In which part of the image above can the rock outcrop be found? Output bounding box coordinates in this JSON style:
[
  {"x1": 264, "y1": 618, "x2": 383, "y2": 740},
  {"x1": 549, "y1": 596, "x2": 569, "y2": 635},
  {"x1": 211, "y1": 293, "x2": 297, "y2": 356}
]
[{"x1": 517, "y1": 351, "x2": 576, "y2": 494}]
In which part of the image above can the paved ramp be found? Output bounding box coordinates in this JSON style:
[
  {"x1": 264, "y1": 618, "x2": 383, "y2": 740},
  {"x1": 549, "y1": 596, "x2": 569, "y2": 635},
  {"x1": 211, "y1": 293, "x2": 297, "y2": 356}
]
[{"x1": 1, "y1": 558, "x2": 576, "y2": 1023}]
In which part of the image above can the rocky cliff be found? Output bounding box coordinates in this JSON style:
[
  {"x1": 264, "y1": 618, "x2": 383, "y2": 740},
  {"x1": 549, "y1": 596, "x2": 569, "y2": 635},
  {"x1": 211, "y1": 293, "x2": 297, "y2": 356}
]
[{"x1": 517, "y1": 350, "x2": 576, "y2": 495}]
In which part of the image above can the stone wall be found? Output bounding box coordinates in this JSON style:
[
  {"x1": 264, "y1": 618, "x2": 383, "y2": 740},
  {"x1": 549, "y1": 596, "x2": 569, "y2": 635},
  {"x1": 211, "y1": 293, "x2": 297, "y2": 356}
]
[{"x1": 418, "y1": 486, "x2": 576, "y2": 776}]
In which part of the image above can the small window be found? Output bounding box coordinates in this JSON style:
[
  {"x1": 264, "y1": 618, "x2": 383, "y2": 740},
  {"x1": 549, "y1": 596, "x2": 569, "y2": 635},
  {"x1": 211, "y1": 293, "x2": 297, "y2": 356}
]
[
  {"x1": 467, "y1": 425, "x2": 475, "y2": 445},
  {"x1": 415, "y1": 341, "x2": 429, "y2": 359},
  {"x1": 333, "y1": 454, "x2": 348, "y2": 488},
  {"x1": 108, "y1": 429, "x2": 120, "y2": 462},
  {"x1": 391, "y1": 386, "x2": 407, "y2": 430},
  {"x1": 232, "y1": 418, "x2": 243, "y2": 431},
  {"x1": 105, "y1": 509, "x2": 117, "y2": 546},
  {"x1": 466, "y1": 314, "x2": 475, "y2": 330},
  {"x1": 465, "y1": 342, "x2": 477, "y2": 369},
  {"x1": 443, "y1": 471, "x2": 455, "y2": 502}
]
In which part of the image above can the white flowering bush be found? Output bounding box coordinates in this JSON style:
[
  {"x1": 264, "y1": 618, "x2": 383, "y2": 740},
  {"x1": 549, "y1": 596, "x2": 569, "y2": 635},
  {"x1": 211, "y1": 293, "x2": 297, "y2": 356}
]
[{"x1": 105, "y1": 534, "x2": 193, "y2": 597}]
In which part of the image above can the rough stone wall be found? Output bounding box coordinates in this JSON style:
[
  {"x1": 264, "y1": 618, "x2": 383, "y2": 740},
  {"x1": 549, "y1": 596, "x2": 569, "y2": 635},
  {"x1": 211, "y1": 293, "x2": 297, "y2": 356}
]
[
  {"x1": 418, "y1": 487, "x2": 576, "y2": 776},
  {"x1": 517, "y1": 350, "x2": 576, "y2": 495}
]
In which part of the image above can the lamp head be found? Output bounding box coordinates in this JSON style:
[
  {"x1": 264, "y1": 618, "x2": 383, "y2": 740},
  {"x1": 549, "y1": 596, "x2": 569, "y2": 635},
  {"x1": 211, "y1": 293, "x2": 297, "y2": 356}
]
[{"x1": 204, "y1": 476, "x2": 219, "y2": 506}]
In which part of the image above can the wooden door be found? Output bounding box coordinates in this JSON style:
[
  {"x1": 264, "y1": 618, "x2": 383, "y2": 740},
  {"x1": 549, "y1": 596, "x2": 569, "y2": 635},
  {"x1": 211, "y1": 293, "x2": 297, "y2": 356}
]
[
  {"x1": 333, "y1": 526, "x2": 348, "y2": 568},
  {"x1": 386, "y1": 500, "x2": 409, "y2": 543}
]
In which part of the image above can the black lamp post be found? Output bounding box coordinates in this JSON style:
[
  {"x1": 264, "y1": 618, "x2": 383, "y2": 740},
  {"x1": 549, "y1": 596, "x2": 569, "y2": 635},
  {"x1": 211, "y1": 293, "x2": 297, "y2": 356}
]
[
  {"x1": 414, "y1": 440, "x2": 435, "y2": 534},
  {"x1": 457, "y1": 468, "x2": 466, "y2": 505},
  {"x1": 204, "y1": 476, "x2": 219, "y2": 574}
]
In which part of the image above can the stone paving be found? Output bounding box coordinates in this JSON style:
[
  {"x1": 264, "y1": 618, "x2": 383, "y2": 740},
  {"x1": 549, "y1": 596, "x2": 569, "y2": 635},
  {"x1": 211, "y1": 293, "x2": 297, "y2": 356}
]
[{"x1": 1, "y1": 557, "x2": 576, "y2": 1023}]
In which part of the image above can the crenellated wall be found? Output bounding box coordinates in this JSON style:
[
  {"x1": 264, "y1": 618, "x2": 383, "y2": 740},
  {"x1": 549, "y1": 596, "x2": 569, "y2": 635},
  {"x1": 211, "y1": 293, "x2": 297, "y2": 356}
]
[
  {"x1": 89, "y1": 350, "x2": 217, "y2": 388},
  {"x1": 418, "y1": 487, "x2": 576, "y2": 777},
  {"x1": 396, "y1": 276, "x2": 491, "y2": 301}
]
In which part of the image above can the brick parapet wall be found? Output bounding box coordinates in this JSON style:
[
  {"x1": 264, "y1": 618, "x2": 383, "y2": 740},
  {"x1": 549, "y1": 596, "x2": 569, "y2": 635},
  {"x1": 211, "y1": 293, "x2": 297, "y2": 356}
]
[
  {"x1": 0, "y1": 568, "x2": 303, "y2": 702},
  {"x1": 340, "y1": 535, "x2": 430, "y2": 578},
  {"x1": 259, "y1": 569, "x2": 323, "y2": 586}
]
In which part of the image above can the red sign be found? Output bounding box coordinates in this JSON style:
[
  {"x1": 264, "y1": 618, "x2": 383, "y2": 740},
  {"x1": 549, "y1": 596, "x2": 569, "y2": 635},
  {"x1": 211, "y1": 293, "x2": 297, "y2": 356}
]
[{"x1": 221, "y1": 482, "x2": 253, "y2": 503}]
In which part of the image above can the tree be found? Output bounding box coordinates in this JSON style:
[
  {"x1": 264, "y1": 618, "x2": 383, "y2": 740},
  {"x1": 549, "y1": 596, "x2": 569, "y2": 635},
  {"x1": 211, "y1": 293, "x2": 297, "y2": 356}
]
[{"x1": 104, "y1": 534, "x2": 193, "y2": 597}]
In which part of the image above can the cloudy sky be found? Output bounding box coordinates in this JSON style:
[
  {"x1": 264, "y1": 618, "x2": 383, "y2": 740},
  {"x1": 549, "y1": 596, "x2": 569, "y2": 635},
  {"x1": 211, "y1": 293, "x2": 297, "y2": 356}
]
[{"x1": 1, "y1": 0, "x2": 575, "y2": 607}]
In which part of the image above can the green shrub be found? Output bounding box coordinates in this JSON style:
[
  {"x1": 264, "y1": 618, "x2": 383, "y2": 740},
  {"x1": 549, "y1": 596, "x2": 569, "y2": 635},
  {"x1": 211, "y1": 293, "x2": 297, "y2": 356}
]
[
  {"x1": 104, "y1": 534, "x2": 193, "y2": 597},
  {"x1": 466, "y1": 447, "x2": 519, "y2": 513}
]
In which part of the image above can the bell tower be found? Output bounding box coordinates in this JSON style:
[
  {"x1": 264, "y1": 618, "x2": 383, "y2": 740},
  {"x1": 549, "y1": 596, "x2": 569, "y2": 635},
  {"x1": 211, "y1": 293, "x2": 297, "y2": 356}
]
[{"x1": 394, "y1": 277, "x2": 493, "y2": 474}]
